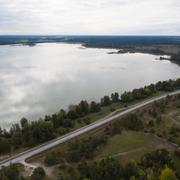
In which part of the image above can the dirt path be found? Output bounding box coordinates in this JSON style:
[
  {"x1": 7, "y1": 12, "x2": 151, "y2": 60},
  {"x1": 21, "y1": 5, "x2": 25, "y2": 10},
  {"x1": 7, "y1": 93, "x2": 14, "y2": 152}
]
[{"x1": 109, "y1": 147, "x2": 145, "y2": 158}]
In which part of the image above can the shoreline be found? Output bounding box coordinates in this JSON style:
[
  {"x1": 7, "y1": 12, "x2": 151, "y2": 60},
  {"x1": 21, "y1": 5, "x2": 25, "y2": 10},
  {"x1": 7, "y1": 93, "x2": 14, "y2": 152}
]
[{"x1": 1, "y1": 41, "x2": 179, "y2": 65}]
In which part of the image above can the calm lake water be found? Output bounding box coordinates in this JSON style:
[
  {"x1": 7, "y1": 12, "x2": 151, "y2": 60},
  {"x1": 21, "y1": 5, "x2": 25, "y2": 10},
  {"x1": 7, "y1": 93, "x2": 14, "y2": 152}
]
[{"x1": 0, "y1": 43, "x2": 180, "y2": 128}]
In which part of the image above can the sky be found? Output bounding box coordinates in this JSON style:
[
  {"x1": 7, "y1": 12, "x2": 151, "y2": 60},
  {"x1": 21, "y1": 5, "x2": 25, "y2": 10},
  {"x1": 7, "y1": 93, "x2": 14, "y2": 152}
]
[{"x1": 0, "y1": 0, "x2": 180, "y2": 35}]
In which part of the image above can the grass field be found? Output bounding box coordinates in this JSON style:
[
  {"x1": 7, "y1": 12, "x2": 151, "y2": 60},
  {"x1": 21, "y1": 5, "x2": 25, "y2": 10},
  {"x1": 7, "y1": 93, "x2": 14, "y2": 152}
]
[
  {"x1": 95, "y1": 131, "x2": 175, "y2": 163},
  {"x1": 97, "y1": 132, "x2": 145, "y2": 158}
]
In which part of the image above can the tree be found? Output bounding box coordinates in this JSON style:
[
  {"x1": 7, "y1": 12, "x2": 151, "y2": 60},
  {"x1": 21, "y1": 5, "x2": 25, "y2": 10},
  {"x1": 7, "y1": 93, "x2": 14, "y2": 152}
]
[
  {"x1": 120, "y1": 113, "x2": 144, "y2": 131},
  {"x1": 51, "y1": 114, "x2": 60, "y2": 128},
  {"x1": 56, "y1": 173, "x2": 64, "y2": 180},
  {"x1": 140, "y1": 149, "x2": 172, "y2": 169},
  {"x1": 44, "y1": 153, "x2": 58, "y2": 166},
  {"x1": 132, "y1": 89, "x2": 142, "y2": 99},
  {"x1": 162, "y1": 80, "x2": 174, "y2": 92},
  {"x1": 0, "y1": 165, "x2": 21, "y2": 180},
  {"x1": 29, "y1": 121, "x2": 55, "y2": 144},
  {"x1": 67, "y1": 109, "x2": 79, "y2": 120},
  {"x1": 105, "y1": 121, "x2": 122, "y2": 135},
  {"x1": 124, "y1": 160, "x2": 145, "y2": 179},
  {"x1": 58, "y1": 109, "x2": 66, "y2": 120},
  {"x1": 174, "y1": 78, "x2": 180, "y2": 89},
  {"x1": 57, "y1": 109, "x2": 67, "y2": 126},
  {"x1": 155, "y1": 81, "x2": 163, "y2": 91},
  {"x1": 68, "y1": 136, "x2": 107, "y2": 162},
  {"x1": 31, "y1": 167, "x2": 46, "y2": 180},
  {"x1": 10, "y1": 124, "x2": 22, "y2": 148},
  {"x1": 147, "y1": 84, "x2": 156, "y2": 93},
  {"x1": 20, "y1": 117, "x2": 28, "y2": 129},
  {"x1": 101, "y1": 96, "x2": 111, "y2": 106},
  {"x1": 90, "y1": 101, "x2": 101, "y2": 113},
  {"x1": 11, "y1": 131, "x2": 22, "y2": 148},
  {"x1": 111, "y1": 92, "x2": 119, "y2": 102},
  {"x1": 171, "y1": 52, "x2": 180, "y2": 65},
  {"x1": 121, "y1": 91, "x2": 133, "y2": 102},
  {"x1": 10, "y1": 124, "x2": 21, "y2": 135},
  {"x1": 61, "y1": 118, "x2": 74, "y2": 128},
  {"x1": 0, "y1": 126, "x2": 3, "y2": 136},
  {"x1": 160, "y1": 166, "x2": 177, "y2": 180},
  {"x1": 143, "y1": 87, "x2": 152, "y2": 96},
  {"x1": 79, "y1": 100, "x2": 89, "y2": 115},
  {"x1": 78, "y1": 158, "x2": 124, "y2": 180},
  {"x1": 0, "y1": 138, "x2": 11, "y2": 154}
]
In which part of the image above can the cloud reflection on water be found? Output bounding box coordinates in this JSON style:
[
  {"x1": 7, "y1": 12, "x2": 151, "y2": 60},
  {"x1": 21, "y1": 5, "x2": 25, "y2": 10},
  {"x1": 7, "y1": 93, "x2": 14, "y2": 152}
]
[{"x1": 0, "y1": 43, "x2": 180, "y2": 128}]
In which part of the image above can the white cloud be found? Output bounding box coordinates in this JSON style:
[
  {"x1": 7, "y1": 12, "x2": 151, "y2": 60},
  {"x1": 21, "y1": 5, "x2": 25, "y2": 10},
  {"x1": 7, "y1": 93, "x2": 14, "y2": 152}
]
[{"x1": 0, "y1": 0, "x2": 180, "y2": 35}]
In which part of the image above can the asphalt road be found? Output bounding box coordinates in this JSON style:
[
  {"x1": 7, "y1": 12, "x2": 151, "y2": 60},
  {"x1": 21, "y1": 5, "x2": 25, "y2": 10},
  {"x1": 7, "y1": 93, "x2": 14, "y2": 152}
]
[{"x1": 0, "y1": 90, "x2": 180, "y2": 168}]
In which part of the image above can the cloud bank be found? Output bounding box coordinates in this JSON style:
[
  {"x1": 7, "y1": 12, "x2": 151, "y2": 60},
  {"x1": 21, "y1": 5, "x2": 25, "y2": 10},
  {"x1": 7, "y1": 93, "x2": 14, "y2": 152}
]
[{"x1": 0, "y1": 0, "x2": 180, "y2": 35}]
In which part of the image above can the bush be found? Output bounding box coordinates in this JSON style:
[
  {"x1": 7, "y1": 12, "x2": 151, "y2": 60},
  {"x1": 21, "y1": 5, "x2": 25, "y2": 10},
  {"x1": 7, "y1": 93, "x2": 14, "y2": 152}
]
[
  {"x1": 174, "y1": 149, "x2": 180, "y2": 157},
  {"x1": 68, "y1": 136, "x2": 107, "y2": 162},
  {"x1": 105, "y1": 122, "x2": 122, "y2": 135},
  {"x1": 120, "y1": 114, "x2": 144, "y2": 131},
  {"x1": 140, "y1": 149, "x2": 172, "y2": 169},
  {"x1": 0, "y1": 164, "x2": 21, "y2": 180},
  {"x1": 83, "y1": 118, "x2": 91, "y2": 125},
  {"x1": 148, "y1": 120, "x2": 154, "y2": 127},
  {"x1": 31, "y1": 167, "x2": 46, "y2": 180},
  {"x1": 0, "y1": 138, "x2": 11, "y2": 154},
  {"x1": 110, "y1": 107, "x2": 116, "y2": 112},
  {"x1": 44, "y1": 153, "x2": 59, "y2": 166}
]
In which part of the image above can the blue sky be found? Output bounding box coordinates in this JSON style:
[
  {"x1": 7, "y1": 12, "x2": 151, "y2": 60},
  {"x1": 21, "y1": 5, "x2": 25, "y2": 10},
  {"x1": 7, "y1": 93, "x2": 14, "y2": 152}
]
[{"x1": 0, "y1": 0, "x2": 180, "y2": 35}]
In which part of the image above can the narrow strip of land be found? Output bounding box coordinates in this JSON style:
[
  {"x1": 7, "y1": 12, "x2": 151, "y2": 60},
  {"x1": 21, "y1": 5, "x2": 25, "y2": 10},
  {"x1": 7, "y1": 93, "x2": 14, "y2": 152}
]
[{"x1": 0, "y1": 90, "x2": 180, "y2": 168}]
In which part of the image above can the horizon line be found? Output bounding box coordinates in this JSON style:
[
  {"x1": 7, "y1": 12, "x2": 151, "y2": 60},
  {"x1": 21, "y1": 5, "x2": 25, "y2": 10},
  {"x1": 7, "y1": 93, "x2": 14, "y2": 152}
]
[{"x1": 0, "y1": 34, "x2": 180, "y2": 37}]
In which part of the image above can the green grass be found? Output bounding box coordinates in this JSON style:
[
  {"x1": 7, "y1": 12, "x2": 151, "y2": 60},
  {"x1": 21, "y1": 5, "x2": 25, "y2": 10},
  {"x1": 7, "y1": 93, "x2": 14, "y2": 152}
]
[
  {"x1": 95, "y1": 131, "x2": 176, "y2": 163},
  {"x1": 97, "y1": 131, "x2": 145, "y2": 159}
]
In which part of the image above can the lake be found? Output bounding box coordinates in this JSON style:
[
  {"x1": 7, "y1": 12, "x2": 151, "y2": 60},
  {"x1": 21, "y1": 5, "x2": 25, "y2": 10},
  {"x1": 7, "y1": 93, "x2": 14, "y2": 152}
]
[{"x1": 0, "y1": 43, "x2": 180, "y2": 128}]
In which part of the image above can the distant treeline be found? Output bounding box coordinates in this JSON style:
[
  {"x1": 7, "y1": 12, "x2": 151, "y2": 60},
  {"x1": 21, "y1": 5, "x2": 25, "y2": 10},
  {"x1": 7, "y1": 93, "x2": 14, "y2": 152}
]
[
  {"x1": 1, "y1": 36, "x2": 180, "y2": 47},
  {"x1": 0, "y1": 78, "x2": 180, "y2": 155},
  {"x1": 1, "y1": 35, "x2": 180, "y2": 65},
  {"x1": 171, "y1": 52, "x2": 180, "y2": 64}
]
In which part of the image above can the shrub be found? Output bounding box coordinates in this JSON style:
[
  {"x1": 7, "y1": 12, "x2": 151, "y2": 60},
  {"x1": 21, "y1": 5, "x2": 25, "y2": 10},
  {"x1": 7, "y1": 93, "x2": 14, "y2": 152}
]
[
  {"x1": 31, "y1": 167, "x2": 46, "y2": 180},
  {"x1": 44, "y1": 153, "x2": 59, "y2": 166}
]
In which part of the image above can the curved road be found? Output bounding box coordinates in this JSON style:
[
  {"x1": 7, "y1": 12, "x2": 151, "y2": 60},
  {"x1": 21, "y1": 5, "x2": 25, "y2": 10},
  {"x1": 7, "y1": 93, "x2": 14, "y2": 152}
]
[{"x1": 0, "y1": 90, "x2": 180, "y2": 168}]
